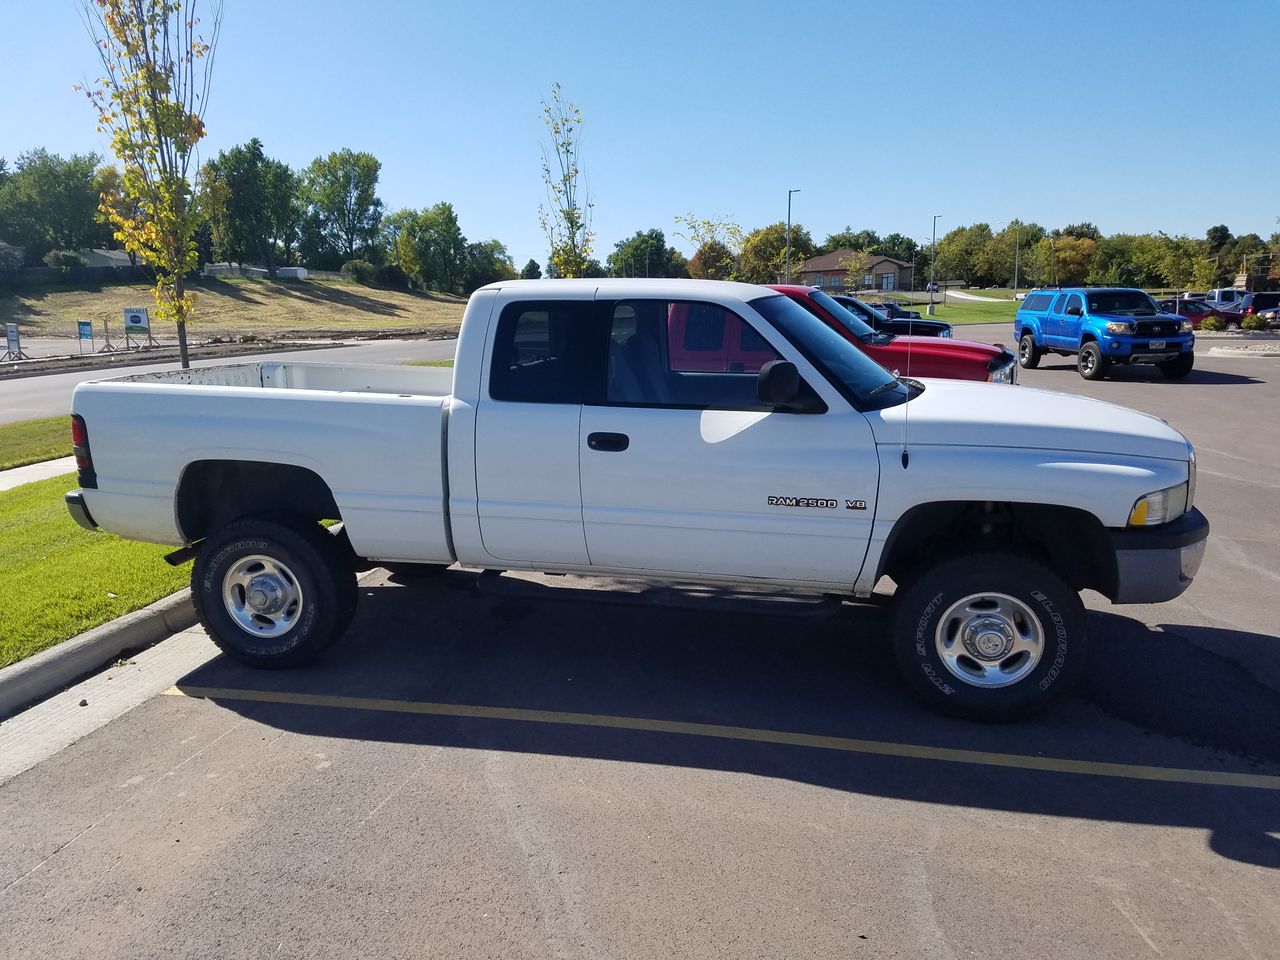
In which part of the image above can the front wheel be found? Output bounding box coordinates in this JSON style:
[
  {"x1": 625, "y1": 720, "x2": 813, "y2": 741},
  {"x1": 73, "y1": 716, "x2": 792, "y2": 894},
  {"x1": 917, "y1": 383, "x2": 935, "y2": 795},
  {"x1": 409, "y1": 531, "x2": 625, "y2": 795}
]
[
  {"x1": 1159, "y1": 352, "x2": 1195, "y2": 379},
  {"x1": 1018, "y1": 332, "x2": 1042, "y2": 369},
  {"x1": 1224, "y1": 321, "x2": 1240, "y2": 332},
  {"x1": 192, "y1": 518, "x2": 356, "y2": 668},
  {"x1": 1077, "y1": 342, "x2": 1109, "y2": 380},
  {"x1": 891, "y1": 552, "x2": 1087, "y2": 721}
]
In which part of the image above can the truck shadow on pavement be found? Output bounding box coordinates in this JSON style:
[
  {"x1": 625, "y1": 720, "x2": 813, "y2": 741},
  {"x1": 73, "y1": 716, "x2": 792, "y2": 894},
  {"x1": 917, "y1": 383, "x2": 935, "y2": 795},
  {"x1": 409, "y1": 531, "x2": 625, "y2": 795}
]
[
  {"x1": 1032, "y1": 361, "x2": 1262, "y2": 385},
  {"x1": 176, "y1": 569, "x2": 1280, "y2": 870}
]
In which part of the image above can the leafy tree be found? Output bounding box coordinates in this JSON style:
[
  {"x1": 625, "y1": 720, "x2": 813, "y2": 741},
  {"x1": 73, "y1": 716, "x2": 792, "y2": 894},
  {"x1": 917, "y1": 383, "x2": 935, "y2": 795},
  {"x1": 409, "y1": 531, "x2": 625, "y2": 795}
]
[
  {"x1": 687, "y1": 239, "x2": 735, "y2": 280},
  {"x1": 520, "y1": 258, "x2": 542, "y2": 279},
  {"x1": 413, "y1": 202, "x2": 467, "y2": 293},
  {"x1": 0, "y1": 157, "x2": 9, "y2": 187},
  {"x1": 202, "y1": 138, "x2": 275, "y2": 273},
  {"x1": 673, "y1": 213, "x2": 743, "y2": 258},
  {"x1": 820, "y1": 226, "x2": 880, "y2": 255},
  {"x1": 976, "y1": 220, "x2": 1044, "y2": 287},
  {"x1": 1029, "y1": 235, "x2": 1096, "y2": 286},
  {"x1": 606, "y1": 228, "x2": 686, "y2": 278},
  {"x1": 1057, "y1": 222, "x2": 1102, "y2": 241},
  {"x1": 738, "y1": 221, "x2": 814, "y2": 283},
  {"x1": 878, "y1": 232, "x2": 920, "y2": 265},
  {"x1": 79, "y1": 0, "x2": 223, "y2": 368},
  {"x1": 935, "y1": 223, "x2": 994, "y2": 285},
  {"x1": 538, "y1": 83, "x2": 594, "y2": 277},
  {"x1": 0, "y1": 148, "x2": 104, "y2": 263},
  {"x1": 264, "y1": 159, "x2": 302, "y2": 268},
  {"x1": 463, "y1": 239, "x2": 517, "y2": 293},
  {"x1": 1205, "y1": 224, "x2": 1232, "y2": 254},
  {"x1": 303, "y1": 148, "x2": 384, "y2": 263},
  {"x1": 581, "y1": 257, "x2": 607, "y2": 278}
]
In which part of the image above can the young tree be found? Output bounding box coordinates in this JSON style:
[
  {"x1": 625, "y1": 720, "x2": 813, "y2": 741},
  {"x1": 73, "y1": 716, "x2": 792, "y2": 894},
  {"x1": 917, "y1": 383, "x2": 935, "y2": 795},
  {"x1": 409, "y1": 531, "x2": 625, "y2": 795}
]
[
  {"x1": 538, "y1": 83, "x2": 594, "y2": 278},
  {"x1": 842, "y1": 249, "x2": 876, "y2": 290},
  {"x1": 79, "y1": 0, "x2": 223, "y2": 368},
  {"x1": 686, "y1": 239, "x2": 735, "y2": 280},
  {"x1": 303, "y1": 148, "x2": 383, "y2": 263},
  {"x1": 520, "y1": 258, "x2": 542, "y2": 279},
  {"x1": 413, "y1": 202, "x2": 467, "y2": 293},
  {"x1": 820, "y1": 226, "x2": 880, "y2": 255}
]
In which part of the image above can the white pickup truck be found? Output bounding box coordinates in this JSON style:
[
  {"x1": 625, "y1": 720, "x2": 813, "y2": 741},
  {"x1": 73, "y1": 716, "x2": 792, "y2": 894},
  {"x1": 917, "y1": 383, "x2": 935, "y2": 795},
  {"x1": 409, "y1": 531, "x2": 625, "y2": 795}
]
[{"x1": 66, "y1": 279, "x2": 1209, "y2": 720}]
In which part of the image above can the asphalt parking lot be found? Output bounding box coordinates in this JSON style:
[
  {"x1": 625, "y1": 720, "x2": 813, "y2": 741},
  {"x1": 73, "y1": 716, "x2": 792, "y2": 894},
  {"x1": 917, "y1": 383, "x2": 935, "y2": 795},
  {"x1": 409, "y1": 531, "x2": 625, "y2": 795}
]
[{"x1": 2, "y1": 332, "x2": 1278, "y2": 959}]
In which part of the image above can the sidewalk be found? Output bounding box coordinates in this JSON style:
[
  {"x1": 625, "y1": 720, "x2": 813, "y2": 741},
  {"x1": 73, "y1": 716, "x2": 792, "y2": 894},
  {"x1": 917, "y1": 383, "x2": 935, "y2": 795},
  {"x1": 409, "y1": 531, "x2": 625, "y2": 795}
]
[{"x1": 0, "y1": 456, "x2": 76, "y2": 492}]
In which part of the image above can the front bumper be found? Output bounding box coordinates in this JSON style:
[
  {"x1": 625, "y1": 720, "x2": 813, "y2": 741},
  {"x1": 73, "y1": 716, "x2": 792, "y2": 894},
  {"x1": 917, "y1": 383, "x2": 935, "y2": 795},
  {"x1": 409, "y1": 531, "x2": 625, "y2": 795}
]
[
  {"x1": 65, "y1": 490, "x2": 98, "y2": 532},
  {"x1": 1108, "y1": 507, "x2": 1209, "y2": 604},
  {"x1": 1103, "y1": 335, "x2": 1194, "y2": 363}
]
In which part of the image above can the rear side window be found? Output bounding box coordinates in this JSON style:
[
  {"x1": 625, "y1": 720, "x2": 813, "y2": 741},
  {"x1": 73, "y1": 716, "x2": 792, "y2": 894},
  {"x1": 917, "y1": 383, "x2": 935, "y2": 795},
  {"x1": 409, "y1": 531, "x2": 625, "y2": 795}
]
[
  {"x1": 489, "y1": 300, "x2": 592, "y2": 403},
  {"x1": 1021, "y1": 293, "x2": 1053, "y2": 311},
  {"x1": 1254, "y1": 293, "x2": 1280, "y2": 308}
]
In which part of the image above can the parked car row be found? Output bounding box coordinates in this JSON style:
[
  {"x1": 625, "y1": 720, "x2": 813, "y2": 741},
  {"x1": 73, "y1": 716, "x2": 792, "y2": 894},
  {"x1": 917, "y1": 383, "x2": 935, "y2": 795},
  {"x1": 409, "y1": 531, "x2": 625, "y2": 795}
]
[{"x1": 834, "y1": 295, "x2": 953, "y2": 338}]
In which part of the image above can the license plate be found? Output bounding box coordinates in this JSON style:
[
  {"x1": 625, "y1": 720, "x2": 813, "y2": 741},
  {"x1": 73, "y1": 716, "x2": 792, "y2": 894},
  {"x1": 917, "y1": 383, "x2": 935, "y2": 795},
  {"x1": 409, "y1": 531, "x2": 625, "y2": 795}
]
[{"x1": 1149, "y1": 339, "x2": 1166, "y2": 349}]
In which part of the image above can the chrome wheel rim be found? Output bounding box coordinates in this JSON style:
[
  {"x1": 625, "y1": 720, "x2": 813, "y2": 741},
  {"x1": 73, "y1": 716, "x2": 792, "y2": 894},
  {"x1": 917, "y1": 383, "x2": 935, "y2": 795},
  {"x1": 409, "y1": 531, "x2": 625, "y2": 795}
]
[
  {"x1": 222, "y1": 554, "x2": 304, "y2": 638},
  {"x1": 934, "y1": 592, "x2": 1044, "y2": 688},
  {"x1": 1080, "y1": 350, "x2": 1096, "y2": 374},
  {"x1": 1019, "y1": 337, "x2": 1033, "y2": 363}
]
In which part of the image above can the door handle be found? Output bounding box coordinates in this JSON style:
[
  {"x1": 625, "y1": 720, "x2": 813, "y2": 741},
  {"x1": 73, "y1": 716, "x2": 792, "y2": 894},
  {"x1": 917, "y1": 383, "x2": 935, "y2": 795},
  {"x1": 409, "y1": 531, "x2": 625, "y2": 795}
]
[{"x1": 587, "y1": 432, "x2": 630, "y2": 452}]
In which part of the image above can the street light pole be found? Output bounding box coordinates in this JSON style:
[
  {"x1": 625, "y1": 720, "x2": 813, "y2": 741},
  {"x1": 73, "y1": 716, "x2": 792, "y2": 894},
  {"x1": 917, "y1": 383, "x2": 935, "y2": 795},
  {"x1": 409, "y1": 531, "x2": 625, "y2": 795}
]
[
  {"x1": 927, "y1": 214, "x2": 940, "y2": 316},
  {"x1": 1013, "y1": 220, "x2": 1022, "y2": 300},
  {"x1": 785, "y1": 188, "x2": 801, "y2": 282}
]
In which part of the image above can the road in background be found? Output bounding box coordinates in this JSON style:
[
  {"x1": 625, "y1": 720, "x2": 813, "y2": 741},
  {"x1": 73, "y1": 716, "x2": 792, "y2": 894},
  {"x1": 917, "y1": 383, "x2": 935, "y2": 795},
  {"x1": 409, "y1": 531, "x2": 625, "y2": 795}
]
[{"x1": 0, "y1": 338, "x2": 458, "y2": 423}]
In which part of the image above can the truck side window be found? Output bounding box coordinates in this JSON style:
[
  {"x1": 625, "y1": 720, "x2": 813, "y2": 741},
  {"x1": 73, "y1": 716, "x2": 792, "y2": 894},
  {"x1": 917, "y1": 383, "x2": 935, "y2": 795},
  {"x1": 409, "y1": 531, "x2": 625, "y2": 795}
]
[
  {"x1": 489, "y1": 300, "x2": 591, "y2": 404},
  {"x1": 606, "y1": 300, "x2": 780, "y2": 409},
  {"x1": 1064, "y1": 294, "x2": 1083, "y2": 315}
]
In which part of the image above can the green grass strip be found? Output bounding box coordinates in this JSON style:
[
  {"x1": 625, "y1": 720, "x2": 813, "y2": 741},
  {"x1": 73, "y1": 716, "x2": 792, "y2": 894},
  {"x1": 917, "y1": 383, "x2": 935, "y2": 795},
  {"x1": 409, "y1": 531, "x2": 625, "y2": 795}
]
[
  {"x1": 0, "y1": 473, "x2": 189, "y2": 667},
  {"x1": 0, "y1": 415, "x2": 71, "y2": 471}
]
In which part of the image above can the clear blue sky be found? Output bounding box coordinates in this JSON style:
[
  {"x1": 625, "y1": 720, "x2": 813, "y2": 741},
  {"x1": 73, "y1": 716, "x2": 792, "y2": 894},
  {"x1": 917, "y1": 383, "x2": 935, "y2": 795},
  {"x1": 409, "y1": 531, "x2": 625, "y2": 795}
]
[{"x1": 2, "y1": 0, "x2": 1277, "y2": 267}]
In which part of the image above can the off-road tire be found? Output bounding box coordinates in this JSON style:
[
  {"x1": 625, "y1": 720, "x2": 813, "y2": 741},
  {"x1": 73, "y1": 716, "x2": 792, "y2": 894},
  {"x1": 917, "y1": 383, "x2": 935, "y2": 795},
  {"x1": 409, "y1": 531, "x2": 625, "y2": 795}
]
[
  {"x1": 1077, "y1": 342, "x2": 1109, "y2": 380},
  {"x1": 1018, "y1": 332, "x2": 1042, "y2": 369}
]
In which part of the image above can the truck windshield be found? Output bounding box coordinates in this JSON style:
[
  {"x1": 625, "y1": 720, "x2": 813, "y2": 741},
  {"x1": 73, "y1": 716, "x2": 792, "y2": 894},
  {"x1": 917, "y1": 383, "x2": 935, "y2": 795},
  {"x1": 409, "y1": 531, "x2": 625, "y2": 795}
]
[
  {"x1": 749, "y1": 294, "x2": 908, "y2": 408},
  {"x1": 809, "y1": 291, "x2": 878, "y2": 337},
  {"x1": 1086, "y1": 290, "x2": 1159, "y2": 316}
]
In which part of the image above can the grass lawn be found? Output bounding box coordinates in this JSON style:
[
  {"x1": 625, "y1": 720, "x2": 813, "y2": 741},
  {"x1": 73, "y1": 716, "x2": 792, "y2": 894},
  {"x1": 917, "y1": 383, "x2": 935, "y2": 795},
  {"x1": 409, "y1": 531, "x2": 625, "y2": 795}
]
[
  {"x1": 1, "y1": 277, "x2": 468, "y2": 341},
  {"x1": 913, "y1": 297, "x2": 1020, "y2": 325},
  {"x1": 404, "y1": 359, "x2": 454, "y2": 367},
  {"x1": 0, "y1": 416, "x2": 69, "y2": 470},
  {"x1": 0, "y1": 473, "x2": 189, "y2": 668}
]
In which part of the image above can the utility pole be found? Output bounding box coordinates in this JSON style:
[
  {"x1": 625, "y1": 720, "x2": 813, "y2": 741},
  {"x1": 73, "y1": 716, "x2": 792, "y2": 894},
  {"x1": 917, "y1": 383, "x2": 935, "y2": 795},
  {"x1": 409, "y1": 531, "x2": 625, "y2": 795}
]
[
  {"x1": 927, "y1": 214, "x2": 940, "y2": 316},
  {"x1": 785, "y1": 188, "x2": 801, "y2": 282}
]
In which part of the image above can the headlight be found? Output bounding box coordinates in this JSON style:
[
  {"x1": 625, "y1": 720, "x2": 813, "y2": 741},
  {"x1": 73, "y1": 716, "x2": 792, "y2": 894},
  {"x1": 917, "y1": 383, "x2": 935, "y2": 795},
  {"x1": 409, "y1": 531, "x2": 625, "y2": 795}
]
[
  {"x1": 1106, "y1": 321, "x2": 1134, "y2": 335},
  {"x1": 1179, "y1": 320, "x2": 1194, "y2": 333},
  {"x1": 987, "y1": 359, "x2": 1017, "y2": 384},
  {"x1": 1128, "y1": 482, "x2": 1190, "y2": 527}
]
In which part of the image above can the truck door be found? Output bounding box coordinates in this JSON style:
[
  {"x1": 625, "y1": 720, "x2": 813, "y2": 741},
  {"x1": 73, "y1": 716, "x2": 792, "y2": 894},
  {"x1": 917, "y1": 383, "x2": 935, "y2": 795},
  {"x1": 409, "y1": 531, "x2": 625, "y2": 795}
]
[
  {"x1": 1059, "y1": 293, "x2": 1085, "y2": 345},
  {"x1": 578, "y1": 297, "x2": 879, "y2": 587},
  {"x1": 472, "y1": 297, "x2": 592, "y2": 565},
  {"x1": 1042, "y1": 293, "x2": 1067, "y2": 348}
]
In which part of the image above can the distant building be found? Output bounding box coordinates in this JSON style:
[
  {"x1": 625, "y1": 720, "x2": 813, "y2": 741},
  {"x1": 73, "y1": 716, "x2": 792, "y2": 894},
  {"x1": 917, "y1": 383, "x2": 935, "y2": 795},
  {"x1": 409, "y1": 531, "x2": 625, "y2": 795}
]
[
  {"x1": 796, "y1": 250, "x2": 914, "y2": 292},
  {"x1": 82, "y1": 248, "x2": 134, "y2": 268}
]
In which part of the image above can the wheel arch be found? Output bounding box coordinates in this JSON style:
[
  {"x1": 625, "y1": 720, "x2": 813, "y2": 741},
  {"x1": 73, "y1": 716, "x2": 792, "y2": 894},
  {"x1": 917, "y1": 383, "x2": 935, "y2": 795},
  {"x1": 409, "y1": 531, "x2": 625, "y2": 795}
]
[
  {"x1": 176, "y1": 459, "x2": 342, "y2": 544},
  {"x1": 877, "y1": 500, "x2": 1117, "y2": 597}
]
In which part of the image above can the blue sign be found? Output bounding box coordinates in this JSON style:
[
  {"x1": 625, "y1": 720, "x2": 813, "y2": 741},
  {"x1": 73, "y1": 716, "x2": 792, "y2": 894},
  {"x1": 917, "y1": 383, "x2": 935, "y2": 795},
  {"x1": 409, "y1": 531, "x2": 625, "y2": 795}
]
[{"x1": 78, "y1": 320, "x2": 93, "y2": 340}]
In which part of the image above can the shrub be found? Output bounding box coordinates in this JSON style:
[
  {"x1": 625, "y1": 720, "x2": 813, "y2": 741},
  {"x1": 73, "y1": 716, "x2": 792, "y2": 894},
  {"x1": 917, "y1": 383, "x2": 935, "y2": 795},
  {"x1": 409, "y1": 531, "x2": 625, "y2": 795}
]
[
  {"x1": 43, "y1": 249, "x2": 86, "y2": 270},
  {"x1": 1241, "y1": 314, "x2": 1267, "y2": 331},
  {"x1": 342, "y1": 259, "x2": 377, "y2": 285},
  {"x1": 1200, "y1": 316, "x2": 1224, "y2": 332},
  {"x1": 375, "y1": 263, "x2": 410, "y2": 289}
]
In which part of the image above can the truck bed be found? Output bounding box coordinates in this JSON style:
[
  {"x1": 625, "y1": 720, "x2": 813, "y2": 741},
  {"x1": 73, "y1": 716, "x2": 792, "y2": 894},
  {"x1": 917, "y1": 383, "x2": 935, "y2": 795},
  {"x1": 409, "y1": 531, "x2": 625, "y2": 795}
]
[{"x1": 72, "y1": 361, "x2": 455, "y2": 561}]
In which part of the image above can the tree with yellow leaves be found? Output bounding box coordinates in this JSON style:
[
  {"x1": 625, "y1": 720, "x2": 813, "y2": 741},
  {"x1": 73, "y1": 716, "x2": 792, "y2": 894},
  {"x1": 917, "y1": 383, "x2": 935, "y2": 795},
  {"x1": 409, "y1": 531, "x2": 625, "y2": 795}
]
[{"x1": 78, "y1": 0, "x2": 223, "y2": 367}]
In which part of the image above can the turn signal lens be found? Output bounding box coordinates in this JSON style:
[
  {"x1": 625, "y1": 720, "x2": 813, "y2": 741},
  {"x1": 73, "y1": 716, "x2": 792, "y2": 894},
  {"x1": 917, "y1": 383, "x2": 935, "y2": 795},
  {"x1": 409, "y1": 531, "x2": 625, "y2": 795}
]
[{"x1": 1128, "y1": 483, "x2": 1189, "y2": 527}]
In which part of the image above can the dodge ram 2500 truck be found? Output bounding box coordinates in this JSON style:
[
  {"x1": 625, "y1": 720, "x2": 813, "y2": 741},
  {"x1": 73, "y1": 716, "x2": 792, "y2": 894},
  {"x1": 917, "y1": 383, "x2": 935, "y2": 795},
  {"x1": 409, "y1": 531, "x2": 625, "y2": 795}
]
[{"x1": 66, "y1": 279, "x2": 1209, "y2": 720}]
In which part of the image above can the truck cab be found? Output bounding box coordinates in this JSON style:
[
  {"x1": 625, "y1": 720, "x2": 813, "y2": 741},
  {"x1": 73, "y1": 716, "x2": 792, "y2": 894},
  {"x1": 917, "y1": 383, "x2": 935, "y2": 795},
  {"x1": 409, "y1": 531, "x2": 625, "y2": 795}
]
[{"x1": 1015, "y1": 287, "x2": 1195, "y2": 380}]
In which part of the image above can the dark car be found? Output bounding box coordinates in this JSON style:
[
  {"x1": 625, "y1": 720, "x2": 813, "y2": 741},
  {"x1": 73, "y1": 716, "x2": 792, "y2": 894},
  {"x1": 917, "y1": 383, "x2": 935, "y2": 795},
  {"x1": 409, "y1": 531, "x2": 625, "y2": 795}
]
[
  {"x1": 1155, "y1": 298, "x2": 1232, "y2": 331},
  {"x1": 832, "y1": 294, "x2": 954, "y2": 337},
  {"x1": 867, "y1": 300, "x2": 922, "y2": 320},
  {"x1": 1216, "y1": 292, "x2": 1280, "y2": 329}
]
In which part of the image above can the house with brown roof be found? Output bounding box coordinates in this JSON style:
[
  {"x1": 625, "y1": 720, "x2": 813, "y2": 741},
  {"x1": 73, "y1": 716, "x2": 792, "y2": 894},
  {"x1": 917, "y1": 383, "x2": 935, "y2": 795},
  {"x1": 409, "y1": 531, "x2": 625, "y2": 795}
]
[{"x1": 795, "y1": 250, "x2": 915, "y2": 293}]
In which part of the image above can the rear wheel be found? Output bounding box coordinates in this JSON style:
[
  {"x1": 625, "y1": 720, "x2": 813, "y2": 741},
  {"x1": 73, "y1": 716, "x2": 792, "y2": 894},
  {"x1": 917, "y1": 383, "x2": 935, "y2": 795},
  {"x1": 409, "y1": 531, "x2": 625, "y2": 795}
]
[
  {"x1": 192, "y1": 518, "x2": 356, "y2": 668},
  {"x1": 1159, "y1": 353, "x2": 1195, "y2": 379},
  {"x1": 892, "y1": 551, "x2": 1087, "y2": 721},
  {"x1": 1224, "y1": 320, "x2": 1240, "y2": 331},
  {"x1": 1018, "y1": 332, "x2": 1042, "y2": 369},
  {"x1": 1077, "y1": 342, "x2": 1108, "y2": 380}
]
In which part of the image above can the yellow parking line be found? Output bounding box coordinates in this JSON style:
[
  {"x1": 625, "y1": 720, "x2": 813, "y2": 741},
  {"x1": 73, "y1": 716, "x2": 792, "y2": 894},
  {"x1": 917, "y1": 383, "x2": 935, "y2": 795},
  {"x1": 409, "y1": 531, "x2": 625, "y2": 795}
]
[{"x1": 163, "y1": 685, "x2": 1280, "y2": 791}]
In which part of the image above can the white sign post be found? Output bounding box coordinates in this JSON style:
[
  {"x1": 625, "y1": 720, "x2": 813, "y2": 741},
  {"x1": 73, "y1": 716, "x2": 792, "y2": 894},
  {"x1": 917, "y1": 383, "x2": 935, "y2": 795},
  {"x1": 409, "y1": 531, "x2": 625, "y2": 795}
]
[
  {"x1": 122, "y1": 307, "x2": 157, "y2": 349},
  {"x1": 2, "y1": 322, "x2": 30, "y2": 361}
]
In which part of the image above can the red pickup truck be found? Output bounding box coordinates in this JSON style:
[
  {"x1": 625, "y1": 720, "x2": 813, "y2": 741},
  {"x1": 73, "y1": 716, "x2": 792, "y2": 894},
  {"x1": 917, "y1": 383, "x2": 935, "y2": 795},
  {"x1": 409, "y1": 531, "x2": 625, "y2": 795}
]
[{"x1": 769, "y1": 285, "x2": 1017, "y2": 383}]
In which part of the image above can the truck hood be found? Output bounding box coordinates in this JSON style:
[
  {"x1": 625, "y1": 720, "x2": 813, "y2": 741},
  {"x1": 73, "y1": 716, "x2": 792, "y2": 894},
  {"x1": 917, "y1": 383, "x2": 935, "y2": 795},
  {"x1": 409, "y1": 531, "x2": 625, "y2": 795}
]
[
  {"x1": 865, "y1": 378, "x2": 1191, "y2": 460},
  {"x1": 878, "y1": 335, "x2": 1009, "y2": 363}
]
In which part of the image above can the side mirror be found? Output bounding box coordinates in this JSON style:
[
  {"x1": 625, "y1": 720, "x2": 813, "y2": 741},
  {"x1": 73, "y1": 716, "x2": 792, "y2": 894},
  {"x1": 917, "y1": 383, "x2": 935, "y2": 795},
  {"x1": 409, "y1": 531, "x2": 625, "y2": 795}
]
[
  {"x1": 1065, "y1": 305, "x2": 1082, "y2": 316},
  {"x1": 757, "y1": 360, "x2": 800, "y2": 407}
]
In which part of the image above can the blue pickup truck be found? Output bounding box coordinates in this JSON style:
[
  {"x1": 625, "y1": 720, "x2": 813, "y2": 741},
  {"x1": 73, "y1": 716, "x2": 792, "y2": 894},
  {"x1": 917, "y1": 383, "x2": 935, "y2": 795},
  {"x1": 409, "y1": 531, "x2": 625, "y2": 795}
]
[{"x1": 1015, "y1": 287, "x2": 1195, "y2": 380}]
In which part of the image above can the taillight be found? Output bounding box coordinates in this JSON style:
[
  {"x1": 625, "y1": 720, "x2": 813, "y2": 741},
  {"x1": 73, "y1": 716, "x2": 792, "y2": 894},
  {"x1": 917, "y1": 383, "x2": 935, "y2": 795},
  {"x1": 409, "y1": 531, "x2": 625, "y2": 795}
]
[
  {"x1": 1245, "y1": 306, "x2": 1255, "y2": 316},
  {"x1": 71, "y1": 414, "x2": 97, "y2": 489}
]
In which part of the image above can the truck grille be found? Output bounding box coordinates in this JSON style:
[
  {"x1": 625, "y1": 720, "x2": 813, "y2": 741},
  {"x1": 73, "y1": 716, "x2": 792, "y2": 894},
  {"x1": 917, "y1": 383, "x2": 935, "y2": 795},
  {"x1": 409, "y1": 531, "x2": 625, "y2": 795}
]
[{"x1": 1135, "y1": 320, "x2": 1176, "y2": 337}]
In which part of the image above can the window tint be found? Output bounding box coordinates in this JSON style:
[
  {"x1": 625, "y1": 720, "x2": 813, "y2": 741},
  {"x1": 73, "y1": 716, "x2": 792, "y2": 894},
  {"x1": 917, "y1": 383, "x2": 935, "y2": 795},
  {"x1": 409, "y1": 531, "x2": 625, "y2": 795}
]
[
  {"x1": 1064, "y1": 294, "x2": 1083, "y2": 314},
  {"x1": 489, "y1": 300, "x2": 591, "y2": 404},
  {"x1": 1085, "y1": 290, "x2": 1158, "y2": 315},
  {"x1": 605, "y1": 300, "x2": 780, "y2": 408},
  {"x1": 1021, "y1": 292, "x2": 1053, "y2": 312},
  {"x1": 1049, "y1": 294, "x2": 1067, "y2": 313}
]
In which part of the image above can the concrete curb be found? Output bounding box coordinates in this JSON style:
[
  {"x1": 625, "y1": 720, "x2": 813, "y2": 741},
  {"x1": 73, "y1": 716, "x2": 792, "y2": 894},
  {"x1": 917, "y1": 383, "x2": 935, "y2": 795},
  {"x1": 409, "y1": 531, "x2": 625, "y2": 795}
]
[
  {"x1": 1207, "y1": 347, "x2": 1280, "y2": 358},
  {"x1": 0, "y1": 589, "x2": 196, "y2": 720}
]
